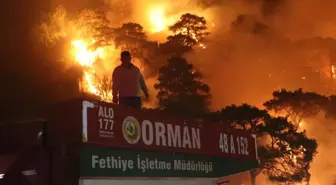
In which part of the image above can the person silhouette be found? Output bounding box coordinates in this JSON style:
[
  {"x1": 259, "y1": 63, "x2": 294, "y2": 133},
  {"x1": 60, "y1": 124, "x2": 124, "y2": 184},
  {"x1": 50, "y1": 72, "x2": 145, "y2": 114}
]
[{"x1": 112, "y1": 51, "x2": 149, "y2": 109}]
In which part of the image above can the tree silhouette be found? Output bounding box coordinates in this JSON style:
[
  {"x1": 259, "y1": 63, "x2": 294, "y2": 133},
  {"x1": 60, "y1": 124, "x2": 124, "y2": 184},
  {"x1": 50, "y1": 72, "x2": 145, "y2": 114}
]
[
  {"x1": 159, "y1": 39, "x2": 193, "y2": 57},
  {"x1": 210, "y1": 104, "x2": 270, "y2": 185},
  {"x1": 115, "y1": 23, "x2": 147, "y2": 41},
  {"x1": 154, "y1": 56, "x2": 211, "y2": 118},
  {"x1": 114, "y1": 22, "x2": 148, "y2": 57},
  {"x1": 70, "y1": 8, "x2": 116, "y2": 50},
  {"x1": 215, "y1": 104, "x2": 317, "y2": 185},
  {"x1": 168, "y1": 13, "x2": 210, "y2": 47},
  {"x1": 167, "y1": 34, "x2": 197, "y2": 47},
  {"x1": 259, "y1": 117, "x2": 317, "y2": 185},
  {"x1": 263, "y1": 88, "x2": 328, "y2": 126},
  {"x1": 211, "y1": 104, "x2": 270, "y2": 132}
]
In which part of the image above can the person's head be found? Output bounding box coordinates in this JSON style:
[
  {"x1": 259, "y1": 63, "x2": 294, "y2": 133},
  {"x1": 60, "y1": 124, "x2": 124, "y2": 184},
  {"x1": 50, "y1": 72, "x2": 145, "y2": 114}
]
[{"x1": 120, "y1": 51, "x2": 131, "y2": 64}]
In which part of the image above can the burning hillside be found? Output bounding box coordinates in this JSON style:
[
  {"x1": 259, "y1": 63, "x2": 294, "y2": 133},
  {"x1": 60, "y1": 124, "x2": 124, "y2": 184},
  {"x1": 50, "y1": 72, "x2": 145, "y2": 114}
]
[{"x1": 38, "y1": 2, "x2": 213, "y2": 102}]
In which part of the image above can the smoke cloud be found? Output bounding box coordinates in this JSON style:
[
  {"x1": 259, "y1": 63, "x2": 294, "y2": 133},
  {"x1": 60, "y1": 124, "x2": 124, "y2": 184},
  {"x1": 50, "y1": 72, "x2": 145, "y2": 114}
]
[
  {"x1": 304, "y1": 115, "x2": 336, "y2": 185},
  {"x1": 187, "y1": 1, "x2": 336, "y2": 184},
  {"x1": 187, "y1": 0, "x2": 336, "y2": 108}
]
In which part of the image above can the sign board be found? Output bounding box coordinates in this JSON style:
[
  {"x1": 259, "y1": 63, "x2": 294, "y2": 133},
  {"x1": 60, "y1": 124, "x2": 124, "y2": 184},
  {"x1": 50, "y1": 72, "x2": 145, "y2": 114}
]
[
  {"x1": 82, "y1": 100, "x2": 258, "y2": 160},
  {"x1": 79, "y1": 179, "x2": 218, "y2": 185},
  {"x1": 80, "y1": 147, "x2": 258, "y2": 178}
]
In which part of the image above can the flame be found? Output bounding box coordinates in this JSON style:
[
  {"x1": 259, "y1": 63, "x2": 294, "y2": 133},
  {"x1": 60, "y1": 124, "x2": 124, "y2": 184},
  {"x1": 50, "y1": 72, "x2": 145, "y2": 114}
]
[
  {"x1": 147, "y1": 4, "x2": 214, "y2": 35},
  {"x1": 71, "y1": 39, "x2": 102, "y2": 98},
  {"x1": 43, "y1": 4, "x2": 213, "y2": 103},
  {"x1": 199, "y1": 43, "x2": 206, "y2": 49},
  {"x1": 331, "y1": 65, "x2": 336, "y2": 79},
  {"x1": 83, "y1": 71, "x2": 99, "y2": 94},
  {"x1": 148, "y1": 5, "x2": 175, "y2": 33},
  {"x1": 70, "y1": 38, "x2": 118, "y2": 102},
  {"x1": 71, "y1": 40, "x2": 103, "y2": 67}
]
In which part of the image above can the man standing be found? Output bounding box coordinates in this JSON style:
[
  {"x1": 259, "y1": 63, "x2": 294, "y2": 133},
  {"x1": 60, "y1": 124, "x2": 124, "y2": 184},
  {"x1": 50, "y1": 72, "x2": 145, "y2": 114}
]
[{"x1": 112, "y1": 51, "x2": 149, "y2": 109}]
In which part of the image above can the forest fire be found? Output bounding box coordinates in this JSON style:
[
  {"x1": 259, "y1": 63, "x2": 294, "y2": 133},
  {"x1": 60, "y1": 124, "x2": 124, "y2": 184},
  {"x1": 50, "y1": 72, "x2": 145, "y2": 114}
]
[
  {"x1": 7, "y1": 0, "x2": 336, "y2": 184},
  {"x1": 71, "y1": 39, "x2": 104, "y2": 98},
  {"x1": 63, "y1": 4, "x2": 211, "y2": 101},
  {"x1": 70, "y1": 39, "x2": 116, "y2": 101},
  {"x1": 38, "y1": 3, "x2": 326, "y2": 184}
]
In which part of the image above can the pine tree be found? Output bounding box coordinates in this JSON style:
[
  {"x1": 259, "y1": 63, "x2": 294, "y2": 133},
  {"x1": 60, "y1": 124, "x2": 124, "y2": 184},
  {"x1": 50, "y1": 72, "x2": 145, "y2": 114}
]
[{"x1": 154, "y1": 56, "x2": 211, "y2": 118}]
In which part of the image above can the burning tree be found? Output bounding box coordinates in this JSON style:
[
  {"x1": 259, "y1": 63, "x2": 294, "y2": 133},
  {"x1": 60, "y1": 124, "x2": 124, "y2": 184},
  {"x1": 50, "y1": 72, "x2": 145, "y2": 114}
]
[
  {"x1": 157, "y1": 13, "x2": 210, "y2": 57},
  {"x1": 94, "y1": 74, "x2": 112, "y2": 100},
  {"x1": 34, "y1": 5, "x2": 215, "y2": 103},
  {"x1": 210, "y1": 104, "x2": 268, "y2": 185},
  {"x1": 39, "y1": 6, "x2": 67, "y2": 46},
  {"x1": 70, "y1": 9, "x2": 111, "y2": 42},
  {"x1": 39, "y1": 7, "x2": 122, "y2": 102},
  {"x1": 211, "y1": 104, "x2": 317, "y2": 185},
  {"x1": 209, "y1": 104, "x2": 268, "y2": 185},
  {"x1": 155, "y1": 56, "x2": 211, "y2": 118},
  {"x1": 259, "y1": 117, "x2": 317, "y2": 185},
  {"x1": 167, "y1": 13, "x2": 210, "y2": 48}
]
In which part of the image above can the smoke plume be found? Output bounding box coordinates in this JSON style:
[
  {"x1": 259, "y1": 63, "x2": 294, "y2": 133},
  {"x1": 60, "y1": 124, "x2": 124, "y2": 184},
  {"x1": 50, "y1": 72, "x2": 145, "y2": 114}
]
[{"x1": 187, "y1": 1, "x2": 336, "y2": 184}]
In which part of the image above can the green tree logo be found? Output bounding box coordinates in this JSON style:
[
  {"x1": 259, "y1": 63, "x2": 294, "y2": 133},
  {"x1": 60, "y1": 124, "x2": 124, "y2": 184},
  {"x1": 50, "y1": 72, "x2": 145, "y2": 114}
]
[{"x1": 122, "y1": 116, "x2": 141, "y2": 144}]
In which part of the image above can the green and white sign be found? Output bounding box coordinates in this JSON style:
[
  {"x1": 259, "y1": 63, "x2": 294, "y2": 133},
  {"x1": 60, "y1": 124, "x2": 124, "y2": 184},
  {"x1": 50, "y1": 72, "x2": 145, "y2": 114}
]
[{"x1": 80, "y1": 147, "x2": 258, "y2": 179}]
